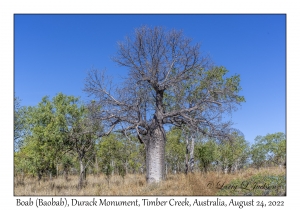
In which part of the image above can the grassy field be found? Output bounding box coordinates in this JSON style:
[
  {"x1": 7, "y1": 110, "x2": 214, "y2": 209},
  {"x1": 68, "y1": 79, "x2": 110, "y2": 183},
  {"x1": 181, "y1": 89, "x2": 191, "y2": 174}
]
[{"x1": 14, "y1": 167, "x2": 285, "y2": 196}]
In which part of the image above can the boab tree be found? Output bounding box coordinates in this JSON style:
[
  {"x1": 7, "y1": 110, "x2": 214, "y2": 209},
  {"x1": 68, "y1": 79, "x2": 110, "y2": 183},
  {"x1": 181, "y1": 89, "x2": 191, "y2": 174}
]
[{"x1": 84, "y1": 26, "x2": 245, "y2": 183}]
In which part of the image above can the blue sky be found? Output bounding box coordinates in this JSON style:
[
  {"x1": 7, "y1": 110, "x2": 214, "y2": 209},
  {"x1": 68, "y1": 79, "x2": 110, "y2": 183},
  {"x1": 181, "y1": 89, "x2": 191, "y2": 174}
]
[{"x1": 14, "y1": 14, "x2": 286, "y2": 144}]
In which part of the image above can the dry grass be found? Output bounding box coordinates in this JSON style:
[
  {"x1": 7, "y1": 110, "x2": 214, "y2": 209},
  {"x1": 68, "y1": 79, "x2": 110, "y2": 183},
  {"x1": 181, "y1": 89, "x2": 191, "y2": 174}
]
[{"x1": 14, "y1": 167, "x2": 285, "y2": 196}]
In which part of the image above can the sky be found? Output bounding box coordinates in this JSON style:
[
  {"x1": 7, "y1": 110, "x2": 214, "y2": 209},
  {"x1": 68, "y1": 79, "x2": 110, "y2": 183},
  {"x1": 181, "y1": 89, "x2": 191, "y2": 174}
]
[{"x1": 14, "y1": 14, "x2": 286, "y2": 145}]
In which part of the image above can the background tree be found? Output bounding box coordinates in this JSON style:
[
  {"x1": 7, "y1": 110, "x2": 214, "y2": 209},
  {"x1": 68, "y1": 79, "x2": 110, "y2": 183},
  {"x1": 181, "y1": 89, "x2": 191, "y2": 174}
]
[
  {"x1": 250, "y1": 143, "x2": 266, "y2": 169},
  {"x1": 16, "y1": 97, "x2": 62, "y2": 181},
  {"x1": 98, "y1": 134, "x2": 122, "y2": 184},
  {"x1": 14, "y1": 99, "x2": 35, "y2": 179},
  {"x1": 217, "y1": 131, "x2": 250, "y2": 173},
  {"x1": 84, "y1": 26, "x2": 245, "y2": 183},
  {"x1": 165, "y1": 128, "x2": 185, "y2": 174},
  {"x1": 61, "y1": 96, "x2": 101, "y2": 189},
  {"x1": 182, "y1": 128, "x2": 202, "y2": 174},
  {"x1": 118, "y1": 134, "x2": 145, "y2": 175},
  {"x1": 14, "y1": 96, "x2": 28, "y2": 152},
  {"x1": 60, "y1": 152, "x2": 75, "y2": 181},
  {"x1": 250, "y1": 132, "x2": 286, "y2": 169},
  {"x1": 97, "y1": 133, "x2": 145, "y2": 183},
  {"x1": 195, "y1": 139, "x2": 218, "y2": 173},
  {"x1": 14, "y1": 96, "x2": 22, "y2": 150},
  {"x1": 14, "y1": 93, "x2": 101, "y2": 188}
]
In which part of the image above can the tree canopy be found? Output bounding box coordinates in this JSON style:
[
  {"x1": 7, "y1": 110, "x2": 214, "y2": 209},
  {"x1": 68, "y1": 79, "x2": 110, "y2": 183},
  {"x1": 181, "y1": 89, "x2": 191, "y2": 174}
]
[{"x1": 84, "y1": 26, "x2": 245, "y2": 183}]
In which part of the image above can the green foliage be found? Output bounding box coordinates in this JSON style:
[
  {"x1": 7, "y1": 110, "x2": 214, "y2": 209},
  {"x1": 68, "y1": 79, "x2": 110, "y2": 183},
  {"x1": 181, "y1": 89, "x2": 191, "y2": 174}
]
[
  {"x1": 97, "y1": 134, "x2": 145, "y2": 179},
  {"x1": 165, "y1": 128, "x2": 185, "y2": 173},
  {"x1": 16, "y1": 97, "x2": 58, "y2": 176},
  {"x1": 165, "y1": 128, "x2": 251, "y2": 174},
  {"x1": 195, "y1": 139, "x2": 217, "y2": 173},
  {"x1": 250, "y1": 143, "x2": 266, "y2": 169},
  {"x1": 14, "y1": 96, "x2": 22, "y2": 146},
  {"x1": 98, "y1": 134, "x2": 122, "y2": 178},
  {"x1": 61, "y1": 153, "x2": 75, "y2": 172},
  {"x1": 251, "y1": 132, "x2": 286, "y2": 168},
  {"x1": 14, "y1": 144, "x2": 35, "y2": 176},
  {"x1": 14, "y1": 93, "x2": 90, "y2": 178},
  {"x1": 163, "y1": 66, "x2": 245, "y2": 114},
  {"x1": 14, "y1": 96, "x2": 30, "y2": 151},
  {"x1": 124, "y1": 136, "x2": 145, "y2": 174},
  {"x1": 193, "y1": 66, "x2": 245, "y2": 103},
  {"x1": 217, "y1": 134, "x2": 250, "y2": 173}
]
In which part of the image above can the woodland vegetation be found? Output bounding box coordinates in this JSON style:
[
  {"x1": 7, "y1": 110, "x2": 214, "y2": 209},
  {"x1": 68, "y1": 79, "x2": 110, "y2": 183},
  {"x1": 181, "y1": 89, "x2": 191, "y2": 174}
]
[
  {"x1": 14, "y1": 26, "x2": 286, "y2": 194},
  {"x1": 14, "y1": 92, "x2": 286, "y2": 194}
]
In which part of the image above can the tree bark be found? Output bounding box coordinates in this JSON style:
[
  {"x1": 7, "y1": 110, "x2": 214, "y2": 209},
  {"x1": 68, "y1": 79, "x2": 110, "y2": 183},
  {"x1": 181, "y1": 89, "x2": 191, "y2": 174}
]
[
  {"x1": 63, "y1": 168, "x2": 69, "y2": 181},
  {"x1": 111, "y1": 160, "x2": 114, "y2": 176},
  {"x1": 146, "y1": 127, "x2": 166, "y2": 183},
  {"x1": 189, "y1": 135, "x2": 195, "y2": 173},
  {"x1": 56, "y1": 164, "x2": 59, "y2": 178},
  {"x1": 38, "y1": 170, "x2": 42, "y2": 182},
  {"x1": 78, "y1": 158, "x2": 85, "y2": 189},
  {"x1": 185, "y1": 142, "x2": 189, "y2": 175},
  {"x1": 185, "y1": 133, "x2": 195, "y2": 174},
  {"x1": 165, "y1": 162, "x2": 168, "y2": 176},
  {"x1": 125, "y1": 160, "x2": 128, "y2": 175},
  {"x1": 95, "y1": 156, "x2": 99, "y2": 175}
]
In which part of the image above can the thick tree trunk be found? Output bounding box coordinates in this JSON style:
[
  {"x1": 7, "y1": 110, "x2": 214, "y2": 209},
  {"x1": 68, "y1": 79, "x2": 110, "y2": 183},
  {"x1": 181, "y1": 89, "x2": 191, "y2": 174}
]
[{"x1": 146, "y1": 127, "x2": 166, "y2": 183}]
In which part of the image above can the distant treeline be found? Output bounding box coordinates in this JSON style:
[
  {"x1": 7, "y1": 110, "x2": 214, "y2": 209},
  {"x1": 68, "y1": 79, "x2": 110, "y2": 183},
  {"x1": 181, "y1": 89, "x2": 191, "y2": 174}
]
[{"x1": 14, "y1": 94, "x2": 286, "y2": 188}]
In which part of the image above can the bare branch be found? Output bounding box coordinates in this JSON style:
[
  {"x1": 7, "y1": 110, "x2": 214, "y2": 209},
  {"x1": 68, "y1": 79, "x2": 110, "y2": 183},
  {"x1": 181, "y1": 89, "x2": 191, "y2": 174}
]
[{"x1": 84, "y1": 25, "x2": 244, "y2": 144}]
